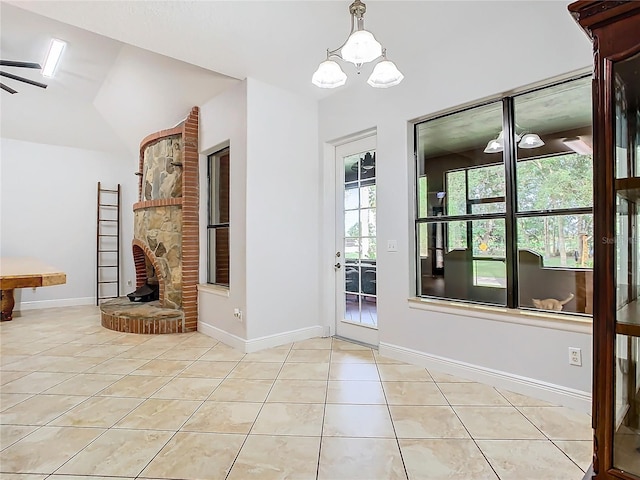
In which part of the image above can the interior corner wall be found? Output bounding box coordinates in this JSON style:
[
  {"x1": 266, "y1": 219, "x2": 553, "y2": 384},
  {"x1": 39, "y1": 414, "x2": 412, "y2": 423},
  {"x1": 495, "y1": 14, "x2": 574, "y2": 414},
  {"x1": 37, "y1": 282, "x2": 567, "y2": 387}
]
[
  {"x1": 317, "y1": 1, "x2": 594, "y2": 407},
  {"x1": 244, "y1": 78, "x2": 321, "y2": 341},
  {"x1": 198, "y1": 80, "x2": 248, "y2": 341},
  {"x1": 0, "y1": 137, "x2": 136, "y2": 309}
]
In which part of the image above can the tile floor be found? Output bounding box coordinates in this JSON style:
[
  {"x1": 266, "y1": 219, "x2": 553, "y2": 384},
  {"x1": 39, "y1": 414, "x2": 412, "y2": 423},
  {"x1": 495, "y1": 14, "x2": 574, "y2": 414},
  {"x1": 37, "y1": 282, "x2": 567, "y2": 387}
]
[{"x1": 0, "y1": 305, "x2": 592, "y2": 480}]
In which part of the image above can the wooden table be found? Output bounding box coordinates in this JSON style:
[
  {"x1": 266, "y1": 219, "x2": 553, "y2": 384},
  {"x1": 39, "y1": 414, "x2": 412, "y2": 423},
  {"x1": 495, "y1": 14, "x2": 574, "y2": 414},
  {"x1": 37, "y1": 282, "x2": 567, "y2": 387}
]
[{"x1": 0, "y1": 258, "x2": 66, "y2": 321}]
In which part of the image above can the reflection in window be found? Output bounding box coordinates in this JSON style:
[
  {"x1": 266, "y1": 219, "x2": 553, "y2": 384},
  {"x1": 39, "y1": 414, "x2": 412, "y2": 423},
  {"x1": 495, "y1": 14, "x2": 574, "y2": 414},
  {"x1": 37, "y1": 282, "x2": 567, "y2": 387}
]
[
  {"x1": 415, "y1": 75, "x2": 593, "y2": 314},
  {"x1": 208, "y1": 147, "x2": 230, "y2": 286}
]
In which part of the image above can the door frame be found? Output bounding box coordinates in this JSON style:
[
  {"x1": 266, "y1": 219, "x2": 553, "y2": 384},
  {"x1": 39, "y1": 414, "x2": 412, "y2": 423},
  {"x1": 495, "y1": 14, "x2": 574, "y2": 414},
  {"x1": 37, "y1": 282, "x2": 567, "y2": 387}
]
[{"x1": 328, "y1": 132, "x2": 379, "y2": 347}]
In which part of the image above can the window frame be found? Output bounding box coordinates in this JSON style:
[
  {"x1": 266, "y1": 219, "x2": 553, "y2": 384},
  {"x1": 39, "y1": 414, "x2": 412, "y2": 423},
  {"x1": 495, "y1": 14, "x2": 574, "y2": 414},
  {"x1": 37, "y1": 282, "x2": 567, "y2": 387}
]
[
  {"x1": 413, "y1": 74, "x2": 593, "y2": 313},
  {"x1": 207, "y1": 146, "x2": 230, "y2": 287}
]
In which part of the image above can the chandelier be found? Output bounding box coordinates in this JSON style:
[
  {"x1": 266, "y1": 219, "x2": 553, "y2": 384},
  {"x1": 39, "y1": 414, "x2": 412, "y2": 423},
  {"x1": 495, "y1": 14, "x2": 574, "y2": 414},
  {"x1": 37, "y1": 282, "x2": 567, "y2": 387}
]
[{"x1": 312, "y1": 0, "x2": 404, "y2": 89}]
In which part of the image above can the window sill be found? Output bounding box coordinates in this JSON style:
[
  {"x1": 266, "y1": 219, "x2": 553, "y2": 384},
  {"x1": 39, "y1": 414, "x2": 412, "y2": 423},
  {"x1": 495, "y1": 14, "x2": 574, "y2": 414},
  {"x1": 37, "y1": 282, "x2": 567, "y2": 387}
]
[
  {"x1": 408, "y1": 297, "x2": 592, "y2": 334},
  {"x1": 198, "y1": 283, "x2": 230, "y2": 298}
]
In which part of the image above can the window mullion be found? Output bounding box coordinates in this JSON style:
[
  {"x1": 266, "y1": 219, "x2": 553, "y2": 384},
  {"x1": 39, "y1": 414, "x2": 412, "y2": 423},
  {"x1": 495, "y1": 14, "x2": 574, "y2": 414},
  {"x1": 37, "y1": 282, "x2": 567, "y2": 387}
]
[{"x1": 503, "y1": 97, "x2": 519, "y2": 309}]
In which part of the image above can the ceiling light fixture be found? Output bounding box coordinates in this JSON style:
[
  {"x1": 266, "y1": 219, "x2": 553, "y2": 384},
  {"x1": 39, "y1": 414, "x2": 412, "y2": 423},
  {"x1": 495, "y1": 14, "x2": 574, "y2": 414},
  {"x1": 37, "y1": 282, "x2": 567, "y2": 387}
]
[
  {"x1": 484, "y1": 130, "x2": 545, "y2": 153},
  {"x1": 42, "y1": 39, "x2": 66, "y2": 78},
  {"x1": 312, "y1": 0, "x2": 403, "y2": 89}
]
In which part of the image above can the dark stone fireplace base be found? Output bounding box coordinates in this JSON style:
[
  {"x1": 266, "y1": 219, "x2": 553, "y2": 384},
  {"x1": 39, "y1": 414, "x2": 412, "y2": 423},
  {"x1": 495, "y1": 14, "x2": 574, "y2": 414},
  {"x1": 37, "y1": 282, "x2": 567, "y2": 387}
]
[{"x1": 100, "y1": 297, "x2": 184, "y2": 334}]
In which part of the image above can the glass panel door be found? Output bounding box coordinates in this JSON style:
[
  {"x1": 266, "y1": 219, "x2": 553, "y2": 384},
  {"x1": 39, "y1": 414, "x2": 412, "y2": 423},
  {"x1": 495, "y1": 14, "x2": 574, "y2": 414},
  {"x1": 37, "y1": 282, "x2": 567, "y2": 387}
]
[
  {"x1": 335, "y1": 136, "x2": 378, "y2": 346},
  {"x1": 613, "y1": 50, "x2": 640, "y2": 477}
]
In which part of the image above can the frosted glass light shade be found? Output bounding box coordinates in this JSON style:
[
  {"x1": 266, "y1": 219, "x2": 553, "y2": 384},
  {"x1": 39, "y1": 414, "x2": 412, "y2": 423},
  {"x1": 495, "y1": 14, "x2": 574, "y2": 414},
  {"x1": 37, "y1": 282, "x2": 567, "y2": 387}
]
[
  {"x1": 312, "y1": 60, "x2": 347, "y2": 88},
  {"x1": 484, "y1": 139, "x2": 503, "y2": 153},
  {"x1": 341, "y1": 30, "x2": 382, "y2": 64},
  {"x1": 367, "y1": 60, "x2": 404, "y2": 88},
  {"x1": 518, "y1": 133, "x2": 545, "y2": 149}
]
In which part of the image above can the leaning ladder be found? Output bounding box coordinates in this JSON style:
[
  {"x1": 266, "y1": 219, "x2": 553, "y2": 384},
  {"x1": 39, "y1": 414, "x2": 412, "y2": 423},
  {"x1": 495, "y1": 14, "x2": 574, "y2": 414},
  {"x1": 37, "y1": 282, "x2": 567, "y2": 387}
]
[{"x1": 96, "y1": 182, "x2": 121, "y2": 305}]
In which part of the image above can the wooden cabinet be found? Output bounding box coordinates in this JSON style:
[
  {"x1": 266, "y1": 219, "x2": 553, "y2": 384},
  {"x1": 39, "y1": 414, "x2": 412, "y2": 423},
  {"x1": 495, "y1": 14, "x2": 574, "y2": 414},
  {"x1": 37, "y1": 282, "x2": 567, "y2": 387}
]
[{"x1": 569, "y1": 2, "x2": 640, "y2": 479}]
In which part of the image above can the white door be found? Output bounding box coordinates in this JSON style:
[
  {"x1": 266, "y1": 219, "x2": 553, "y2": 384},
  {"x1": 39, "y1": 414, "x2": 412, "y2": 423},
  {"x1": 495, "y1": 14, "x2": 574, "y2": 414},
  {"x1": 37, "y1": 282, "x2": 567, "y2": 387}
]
[{"x1": 334, "y1": 136, "x2": 379, "y2": 346}]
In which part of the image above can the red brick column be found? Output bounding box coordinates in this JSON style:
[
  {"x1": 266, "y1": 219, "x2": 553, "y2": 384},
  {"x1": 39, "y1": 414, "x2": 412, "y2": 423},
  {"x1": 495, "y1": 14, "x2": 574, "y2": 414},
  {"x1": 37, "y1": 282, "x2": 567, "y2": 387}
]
[{"x1": 181, "y1": 107, "x2": 199, "y2": 331}]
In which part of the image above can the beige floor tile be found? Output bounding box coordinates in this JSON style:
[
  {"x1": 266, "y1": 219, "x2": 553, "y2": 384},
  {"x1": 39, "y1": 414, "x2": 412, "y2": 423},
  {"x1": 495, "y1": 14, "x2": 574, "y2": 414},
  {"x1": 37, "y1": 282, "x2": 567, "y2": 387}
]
[
  {"x1": 116, "y1": 345, "x2": 172, "y2": 359},
  {"x1": 318, "y1": 437, "x2": 406, "y2": 480},
  {"x1": 151, "y1": 377, "x2": 221, "y2": 400},
  {"x1": 43, "y1": 374, "x2": 123, "y2": 396},
  {"x1": 554, "y1": 440, "x2": 593, "y2": 471},
  {"x1": 199, "y1": 344, "x2": 245, "y2": 362},
  {"x1": 498, "y1": 388, "x2": 558, "y2": 407},
  {"x1": 1, "y1": 393, "x2": 33, "y2": 412},
  {"x1": 241, "y1": 348, "x2": 290, "y2": 363},
  {"x1": 30, "y1": 344, "x2": 91, "y2": 357},
  {"x1": 378, "y1": 364, "x2": 433, "y2": 382},
  {"x1": 331, "y1": 339, "x2": 371, "y2": 351},
  {"x1": 178, "y1": 360, "x2": 238, "y2": 378},
  {"x1": 292, "y1": 337, "x2": 332, "y2": 350},
  {"x1": 373, "y1": 351, "x2": 405, "y2": 364},
  {"x1": 178, "y1": 334, "x2": 219, "y2": 348},
  {"x1": 74, "y1": 345, "x2": 133, "y2": 358},
  {"x1": 45, "y1": 476, "x2": 132, "y2": 480},
  {"x1": 57, "y1": 428, "x2": 173, "y2": 477},
  {"x1": 156, "y1": 346, "x2": 211, "y2": 361},
  {"x1": 0, "y1": 371, "x2": 30, "y2": 386},
  {"x1": 383, "y1": 381, "x2": 448, "y2": 406},
  {"x1": 227, "y1": 362, "x2": 282, "y2": 380},
  {"x1": 114, "y1": 398, "x2": 201, "y2": 430},
  {"x1": 130, "y1": 359, "x2": 192, "y2": 376},
  {"x1": 87, "y1": 358, "x2": 150, "y2": 375},
  {"x1": 391, "y1": 406, "x2": 469, "y2": 439},
  {"x1": 227, "y1": 434, "x2": 321, "y2": 480},
  {"x1": 400, "y1": 438, "x2": 498, "y2": 480},
  {"x1": 49, "y1": 396, "x2": 143, "y2": 428},
  {"x1": 0, "y1": 426, "x2": 104, "y2": 474},
  {"x1": 181, "y1": 401, "x2": 262, "y2": 433},
  {"x1": 477, "y1": 439, "x2": 585, "y2": 480},
  {"x1": 267, "y1": 379, "x2": 328, "y2": 403},
  {"x1": 208, "y1": 378, "x2": 273, "y2": 402},
  {"x1": 326, "y1": 380, "x2": 385, "y2": 404},
  {"x1": 331, "y1": 350, "x2": 375, "y2": 363},
  {"x1": 141, "y1": 431, "x2": 245, "y2": 480},
  {"x1": 518, "y1": 406, "x2": 592, "y2": 440},
  {"x1": 428, "y1": 370, "x2": 475, "y2": 383},
  {"x1": 96, "y1": 375, "x2": 170, "y2": 398},
  {"x1": 0, "y1": 355, "x2": 31, "y2": 368},
  {"x1": 323, "y1": 404, "x2": 395, "y2": 438},
  {"x1": 1, "y1": 394, "x2": 87, "y2": 425},
  {"x1": 0, "y1": 474, "x2": 47, "y2": 479},
  {"x1": 37, "y1": 356, "x2": 108, "y2": 374},
  {"x1": 278, "y1": 362, "x2": 330, "y2": 380},
  {"x1": 454, "y1": 406, "x2": 546, "y2": 439},
  {"x1": 329, "y1": 363, "x2": 379, "y2": 381},
  {"x1": 0, "y1": 425, "x2": 38, "y2": 450},
  {"x1": 251, "y1": 403, "x2": 324, "y2": 436},
  {"x1": 285, "y1": 349, "x2": 332, "y2": 363},
  {"x1": 1, "y1": 372, "x2": 75, "y2": 394},
  {"x1": 439, "y1": 383, "x2": 511, "y2": 406}
]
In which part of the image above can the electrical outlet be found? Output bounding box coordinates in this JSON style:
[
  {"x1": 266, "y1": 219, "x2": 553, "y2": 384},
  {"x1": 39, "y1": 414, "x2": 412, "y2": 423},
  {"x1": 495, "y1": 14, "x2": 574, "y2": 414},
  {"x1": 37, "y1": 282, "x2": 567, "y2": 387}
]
[
  {"x1": 127, "y1": 280, "x2": 132, "y2": 286},
  {"x1": 568, "y1": 347, "x2": 582, "y2": 366},
  {"x1": 233, "y1": 308, "x2": 243, "y2": 322}
]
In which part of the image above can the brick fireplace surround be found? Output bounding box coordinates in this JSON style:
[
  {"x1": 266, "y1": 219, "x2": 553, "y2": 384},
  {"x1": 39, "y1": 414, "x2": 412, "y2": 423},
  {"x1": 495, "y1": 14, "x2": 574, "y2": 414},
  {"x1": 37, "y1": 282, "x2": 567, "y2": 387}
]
[{"x1": 100, "y1": 107, "x2": 199, "y2": 334}]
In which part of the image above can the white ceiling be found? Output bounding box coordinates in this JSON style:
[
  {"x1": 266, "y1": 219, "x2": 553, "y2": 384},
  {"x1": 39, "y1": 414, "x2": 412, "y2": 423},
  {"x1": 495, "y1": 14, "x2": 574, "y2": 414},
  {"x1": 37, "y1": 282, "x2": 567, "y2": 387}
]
[{"x1": 1, "y1": 1, "x2": 589, "y2": 156}]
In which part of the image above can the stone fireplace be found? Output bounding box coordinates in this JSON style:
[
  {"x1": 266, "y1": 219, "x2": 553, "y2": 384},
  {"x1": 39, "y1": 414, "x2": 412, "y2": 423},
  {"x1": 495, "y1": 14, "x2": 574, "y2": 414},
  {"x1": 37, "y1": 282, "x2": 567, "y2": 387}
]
[{"x1": 100, "y1": 107, "x2": 199, "y2": 334}]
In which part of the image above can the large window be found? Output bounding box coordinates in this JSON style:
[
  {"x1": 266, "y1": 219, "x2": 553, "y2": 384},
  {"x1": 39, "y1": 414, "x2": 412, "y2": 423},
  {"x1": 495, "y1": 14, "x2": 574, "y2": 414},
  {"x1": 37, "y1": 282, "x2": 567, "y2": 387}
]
[
  {"x1": 208, "y1": 147, "x2": 230, "y2": 286},
  {"x1": 415, "y1": 76, "x2": 593, "y2": 314}
]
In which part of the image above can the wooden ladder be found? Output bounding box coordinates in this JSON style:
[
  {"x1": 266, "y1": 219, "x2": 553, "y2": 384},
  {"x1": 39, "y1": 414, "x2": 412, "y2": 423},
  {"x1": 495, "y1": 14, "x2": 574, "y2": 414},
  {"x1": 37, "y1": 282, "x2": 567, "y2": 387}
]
[{"x1": 96, "y1": 182, "x2": 121, "y2": 305}]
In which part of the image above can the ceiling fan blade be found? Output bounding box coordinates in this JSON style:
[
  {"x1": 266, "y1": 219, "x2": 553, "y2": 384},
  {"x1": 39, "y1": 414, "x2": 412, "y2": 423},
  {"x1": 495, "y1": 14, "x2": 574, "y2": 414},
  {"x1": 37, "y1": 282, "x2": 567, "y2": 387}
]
[
  {"x1": 0, "y1": 82, "x2": 18, "y2": 94},
  {"x1": 0, "y1": 71, "x2": 47, "y2": 89},
  {"x1": 0, "y1": 60, "x2": 42, "y2": 69}
]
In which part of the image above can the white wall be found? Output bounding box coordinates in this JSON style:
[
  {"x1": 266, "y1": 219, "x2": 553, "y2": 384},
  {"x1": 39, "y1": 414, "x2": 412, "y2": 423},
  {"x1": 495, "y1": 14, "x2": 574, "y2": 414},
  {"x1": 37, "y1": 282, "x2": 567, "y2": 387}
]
[
  {"x1": 198, "y1": 80, "x2": 248, "y2": 342},
  {"x1": 317, "y1": 1, "x2": 594, "y2": 409},
  {"x1": 0, "y1": 138, "x2": 136, "y2": 309},
  {"x1": 245, "y1": 78, "x2": 321, "y2": 341}
]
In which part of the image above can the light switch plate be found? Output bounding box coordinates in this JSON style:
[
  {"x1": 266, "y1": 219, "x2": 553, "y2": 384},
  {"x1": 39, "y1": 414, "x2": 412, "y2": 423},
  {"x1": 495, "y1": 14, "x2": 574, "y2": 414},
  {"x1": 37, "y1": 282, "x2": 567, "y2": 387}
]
[{"x1": 387, "y1": 240, "x2": 398, "y2": 252}]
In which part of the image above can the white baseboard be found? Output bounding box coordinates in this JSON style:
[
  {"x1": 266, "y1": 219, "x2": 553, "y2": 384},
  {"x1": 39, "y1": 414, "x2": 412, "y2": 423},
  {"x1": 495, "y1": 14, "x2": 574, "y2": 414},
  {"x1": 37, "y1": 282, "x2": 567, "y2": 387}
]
[
  {"x1": 16, "y1": 297, "x2": 95, "y2": 311},
  {"x1": 380, "y1": 342, "x2": 591, "y2": 413},
  {"x1": 244, "y1": 325, "x2": 325, "y2": 353},
  {"x1": 197, "y1": 322, "x2": 247, "y2": 351},
  {"x1": 197, "y1": 322, "x2": 324, "y2": 353}
]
